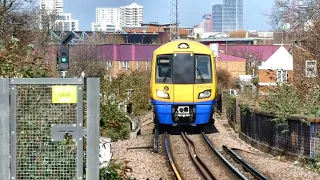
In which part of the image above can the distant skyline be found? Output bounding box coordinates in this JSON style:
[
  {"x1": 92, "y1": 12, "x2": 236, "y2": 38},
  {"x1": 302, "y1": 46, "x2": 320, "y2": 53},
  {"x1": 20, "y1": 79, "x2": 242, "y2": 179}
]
[{"x1": 36, "y1": 0, "x2": 274, "y2": 31}]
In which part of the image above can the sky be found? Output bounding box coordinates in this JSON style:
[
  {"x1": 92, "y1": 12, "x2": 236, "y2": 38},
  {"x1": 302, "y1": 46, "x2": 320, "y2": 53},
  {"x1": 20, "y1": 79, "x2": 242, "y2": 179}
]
[{"x1": 36, "y1": 0, "x2": 274, "y2": 31}]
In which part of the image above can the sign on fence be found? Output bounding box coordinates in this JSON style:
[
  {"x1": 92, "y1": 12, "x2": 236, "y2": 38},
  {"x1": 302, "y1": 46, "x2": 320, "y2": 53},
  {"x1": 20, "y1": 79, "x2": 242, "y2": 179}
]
[{"x1": 52, "y1": 85, "x2": 78, "y2": 103}]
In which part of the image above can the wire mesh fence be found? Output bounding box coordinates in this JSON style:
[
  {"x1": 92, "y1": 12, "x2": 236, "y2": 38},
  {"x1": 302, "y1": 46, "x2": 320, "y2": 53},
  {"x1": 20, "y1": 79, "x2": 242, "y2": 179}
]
[
  {"x1": 15, "y1": 85, "x2": 77, "y2": 179},
  {"x1": 0, "y1": 78, "x2": 100, "y2": 180}
]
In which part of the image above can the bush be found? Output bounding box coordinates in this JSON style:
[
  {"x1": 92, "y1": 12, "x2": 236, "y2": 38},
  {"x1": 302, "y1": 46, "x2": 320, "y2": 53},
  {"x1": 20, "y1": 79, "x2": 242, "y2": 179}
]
[
  {"x1": 251, "y1": 77, "x2": 259, "y2": 86},
  {"x1": 99, "y1": 70, "x2": 151, "y2": 141},
  {"x1": 99, "y1": 160, "x2": 134, "y2": 180},
  {"x1": 259, "y1": 84, "x2": 320, "y2": 133},
  {"x1": 216, "y1": 69, "x2": 232, "y2": 91},
  {"x1": 100, "y1": 102, "x2": 131, "y2": 141},
  {"x1": 103, "y1": 70, "x2": 151, "y2": 115}
]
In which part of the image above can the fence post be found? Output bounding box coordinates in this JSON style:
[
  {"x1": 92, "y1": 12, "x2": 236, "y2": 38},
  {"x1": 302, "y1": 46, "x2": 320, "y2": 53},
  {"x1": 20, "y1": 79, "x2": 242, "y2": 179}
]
[
  {"x1": 0, "y1": 78, "x2": 10, "y2": 180},
  {"x1": 86, "y1": 78, "x2": 100, "y2": 180}
]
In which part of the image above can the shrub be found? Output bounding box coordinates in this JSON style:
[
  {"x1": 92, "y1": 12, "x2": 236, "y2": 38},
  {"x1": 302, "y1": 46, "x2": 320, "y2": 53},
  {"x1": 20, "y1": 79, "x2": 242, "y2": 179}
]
[
  {"x1": 259, "y1": 84, "x2": 301, "y2": 133},
  {"x1": 103, "y1": 70, "x2": 151, "y2": 115},
  {"x1": 251, "y1": 77, "x2": 259, "y2": 86},
  {"x1": 259, "y1": 84, "x2": 320, "y2": 134},
  {"x1": 216, "y1": 69, "x2": 232, "y2": 90},
  {"x1": 99, "y1": 160, "x2": 134, "y2": 180},
  {"x1": 99, "y1": 70, "x2": 151, "y2": 141},
  {"x1": 100, "y1": 102, "x2": 131, "y2": 141}
]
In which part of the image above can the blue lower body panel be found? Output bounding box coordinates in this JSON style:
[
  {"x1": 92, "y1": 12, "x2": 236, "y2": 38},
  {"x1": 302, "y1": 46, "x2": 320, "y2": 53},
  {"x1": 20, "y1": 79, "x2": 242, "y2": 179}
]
[{"x1": 153, "y1": 100, "x2": 215, "y2": 125}]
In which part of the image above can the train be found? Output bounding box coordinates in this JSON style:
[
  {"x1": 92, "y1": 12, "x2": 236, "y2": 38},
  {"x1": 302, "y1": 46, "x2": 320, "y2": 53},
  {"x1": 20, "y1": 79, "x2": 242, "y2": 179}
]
[{"x1": 150, "y1": 39, "x2": 218, "y2": 151}]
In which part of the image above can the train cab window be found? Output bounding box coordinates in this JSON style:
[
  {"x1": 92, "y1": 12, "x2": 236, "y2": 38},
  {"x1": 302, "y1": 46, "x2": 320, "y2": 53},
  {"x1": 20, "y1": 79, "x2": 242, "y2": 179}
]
[
  {"x1": 156, "y1": 55, "x2": 172, "y2": 83},
  {"x1": 195, "y1": 55, "x2": 212, "y2": 83}
]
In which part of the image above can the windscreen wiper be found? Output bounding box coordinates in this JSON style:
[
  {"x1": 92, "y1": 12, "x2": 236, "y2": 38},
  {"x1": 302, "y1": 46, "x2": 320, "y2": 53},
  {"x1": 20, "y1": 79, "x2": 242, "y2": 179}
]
[{"x1": 196, "y1": 68, "x2": 205, "y2": 83}]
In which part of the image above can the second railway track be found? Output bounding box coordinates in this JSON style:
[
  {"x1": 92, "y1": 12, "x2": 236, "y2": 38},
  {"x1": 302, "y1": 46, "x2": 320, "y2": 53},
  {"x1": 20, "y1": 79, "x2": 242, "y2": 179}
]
[{"x1": 164, "y1": 131, "x2": 269, "y2": 180}]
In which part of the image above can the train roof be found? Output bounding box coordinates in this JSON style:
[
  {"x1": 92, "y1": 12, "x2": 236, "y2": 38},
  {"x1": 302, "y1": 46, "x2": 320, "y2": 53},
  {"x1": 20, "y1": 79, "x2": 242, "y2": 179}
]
[{"x1": 153, "y1": 39, "x2": 213, "y2": 55}]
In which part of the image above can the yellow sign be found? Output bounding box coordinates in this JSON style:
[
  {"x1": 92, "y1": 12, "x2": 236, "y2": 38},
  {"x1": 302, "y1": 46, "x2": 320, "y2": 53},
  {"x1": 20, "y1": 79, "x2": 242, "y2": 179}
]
[{"x1": 52, "y1": 85, "x2": 77, "y2": 104}]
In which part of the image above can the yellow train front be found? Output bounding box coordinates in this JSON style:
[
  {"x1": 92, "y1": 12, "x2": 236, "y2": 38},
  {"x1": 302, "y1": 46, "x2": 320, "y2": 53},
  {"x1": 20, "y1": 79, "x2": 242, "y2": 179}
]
[{"x1": 150, "y1": 39, "x2": 217, "y2": 128}]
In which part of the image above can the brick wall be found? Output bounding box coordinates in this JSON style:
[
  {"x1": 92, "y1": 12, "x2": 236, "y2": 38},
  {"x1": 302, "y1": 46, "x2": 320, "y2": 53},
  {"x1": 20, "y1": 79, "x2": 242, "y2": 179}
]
[
  {"x1": 258, "y1": 69, "x2": 293, "y2": 83},
  {"x1": 216, "y1": 61, "x2": 246, "y2": 78}
]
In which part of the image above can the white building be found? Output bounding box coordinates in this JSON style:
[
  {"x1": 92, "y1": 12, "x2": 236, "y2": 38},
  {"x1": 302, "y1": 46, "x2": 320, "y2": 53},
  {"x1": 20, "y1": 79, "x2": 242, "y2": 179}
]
[
  {"x1": 40, "y1": 0, "x2": 63, "y2": 14},
  {"x1": 55, "y1": 13, "x2": 79, "y2": 31},
  {"x1": 119, "y1": 3, "x2": 143, "y2": 27},
  {"x1": 92, "y1": 7, "x2": 121, "y2": 32},
  {"x1": 92, "y1": 3, "x2": 143, "y2": 32},
  {"x1": 96, "y1": 8, "x2": 120, "y2": 24},
  {"x1": 40, "y1": 0, "x2": 79, "y2": 31}
]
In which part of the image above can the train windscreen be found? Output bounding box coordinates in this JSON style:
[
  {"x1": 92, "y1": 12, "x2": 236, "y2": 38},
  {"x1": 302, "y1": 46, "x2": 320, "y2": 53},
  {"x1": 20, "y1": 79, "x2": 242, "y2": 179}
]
[
  {"x1": 195, "y1": 55, "x2": 213, "y2": 83},
  {"x1": 172, "y1": 53, "x2": 195, "y2": 84},
  {"x1": 155, "y1": 53, "x2": 212, "y2": 84}
]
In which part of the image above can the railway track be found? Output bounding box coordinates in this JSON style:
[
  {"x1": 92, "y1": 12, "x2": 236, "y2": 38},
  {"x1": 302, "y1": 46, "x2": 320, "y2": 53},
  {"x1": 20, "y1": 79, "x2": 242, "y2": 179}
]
[
  {"x1": 221, "y1": 145, "x2": 269, "y2": 180},
  {"x1": 163, "y1": 131, "x2": 268, "y2": 180},
  {"x1": 181, "y1": 132, "x2": 216, "y2": 180}
]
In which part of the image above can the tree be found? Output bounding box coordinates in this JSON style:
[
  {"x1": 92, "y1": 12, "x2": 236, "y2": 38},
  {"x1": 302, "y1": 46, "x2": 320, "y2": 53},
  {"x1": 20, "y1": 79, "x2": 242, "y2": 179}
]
[
  {"x1": 268, "y1": 0, "x2": 320, "y2": 88},
  {"x1": 229, "y1": 30, "x2": 247, "y2": 38},
  {"x1": 68, "y1": 44, "x2": 109, "y2": 78}
]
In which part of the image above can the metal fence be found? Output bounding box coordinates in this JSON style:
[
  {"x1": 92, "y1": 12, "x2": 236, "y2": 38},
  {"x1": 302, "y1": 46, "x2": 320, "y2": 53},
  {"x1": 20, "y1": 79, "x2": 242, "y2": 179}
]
[
  {"x1": 240, "y1": 110, "x2": 314, "y2": 157},
  {"x1": 223, "y1": 96, "x2": 320, "y2": 158},
  {"x1": 0, "y1": 78, "x2": 100, "y2": 180}
]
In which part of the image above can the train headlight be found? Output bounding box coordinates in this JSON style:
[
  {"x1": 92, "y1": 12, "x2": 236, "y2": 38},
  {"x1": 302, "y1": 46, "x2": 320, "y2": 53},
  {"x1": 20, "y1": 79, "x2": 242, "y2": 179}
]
[
  {"x1": 156, "y1": 89, "x2": 170, "y2": 99},
  {"x1": 198, "y1": 90, "x2": 211, "y2": 99}
]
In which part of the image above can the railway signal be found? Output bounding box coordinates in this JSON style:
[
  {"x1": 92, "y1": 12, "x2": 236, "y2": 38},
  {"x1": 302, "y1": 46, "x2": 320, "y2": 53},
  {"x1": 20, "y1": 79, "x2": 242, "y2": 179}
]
[
  {"x1": 57, "y1": 45, "x2": 69, "y2": 71},
  {"x1": 56, "y1": 31, "x2": 75, "y2": 77}
]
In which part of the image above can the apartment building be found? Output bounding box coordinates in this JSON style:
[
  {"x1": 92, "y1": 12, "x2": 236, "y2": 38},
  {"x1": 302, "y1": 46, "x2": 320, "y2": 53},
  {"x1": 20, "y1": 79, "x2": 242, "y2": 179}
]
[
  {"x1": 120, "y1": 3, "x2": 143, "y2": 27},
  {"x1": 92, "y1": 3, "x2": 143, "y2": 31},
  {"x1": 55, "y1": 13, "x2": 79, "y2": 31},
  {"x1": 40, "y1": 0, "x2": 79, "y2": 31},
  {"x1": 40, "y1": 0, "x2": 63, "y2": 14},
  {"x1": 92, "y1": 8, "x2": 121, "y2": 32}
]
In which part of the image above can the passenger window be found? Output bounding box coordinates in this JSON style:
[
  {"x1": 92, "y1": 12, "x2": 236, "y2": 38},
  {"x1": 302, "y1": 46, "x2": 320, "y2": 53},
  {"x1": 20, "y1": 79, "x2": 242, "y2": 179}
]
[
  {"x1": 156, "y1": 58, "x2": 171, "y2": 79},
  {"x1": 195, "y1": 55, "x2": 212, "y2": 81}
]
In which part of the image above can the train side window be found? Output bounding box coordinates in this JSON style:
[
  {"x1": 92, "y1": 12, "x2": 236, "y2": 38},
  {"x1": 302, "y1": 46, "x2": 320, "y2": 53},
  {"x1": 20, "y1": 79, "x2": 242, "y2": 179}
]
[
  {"x1": 156, "y1": 55, "x2": 172, "y2": 83},
  {"x1": 195, "y1": 55, "x2": 212, "y2": 83}
]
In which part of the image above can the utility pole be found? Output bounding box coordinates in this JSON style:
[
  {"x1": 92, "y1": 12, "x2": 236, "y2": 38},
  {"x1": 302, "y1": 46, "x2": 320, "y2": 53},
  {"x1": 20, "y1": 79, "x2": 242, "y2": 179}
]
[
  {"x1": 56, "y1": 31, "x2": 75, "y2": 78},
  {"x1": 170, "y1": 0, "x2": 179, "y2": 41}
]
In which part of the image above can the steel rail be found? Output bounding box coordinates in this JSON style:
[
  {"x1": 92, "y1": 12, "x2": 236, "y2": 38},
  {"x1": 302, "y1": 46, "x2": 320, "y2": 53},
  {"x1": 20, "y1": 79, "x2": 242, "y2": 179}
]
[
  {"x1": 164, "y1": 132, "x2": 183, "y2": 180},
  {"x1": 201, "y1": 131, "x2": 248, "y2": 180},
  {"x1": 222, "y1": 145, "x2": 269, "y2": 180},
  {"x1": 181, "y1": 132, "x2": 216, "y2": 180}
]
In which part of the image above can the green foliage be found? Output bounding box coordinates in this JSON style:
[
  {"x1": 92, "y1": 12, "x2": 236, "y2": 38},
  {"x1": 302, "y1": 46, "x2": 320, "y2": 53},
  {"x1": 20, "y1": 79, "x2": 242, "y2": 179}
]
[
  {"x1": 259, "y1": 84, "x2": 301, "y2": 133},
  {"x1": 251, "y1": 77, "x2": 259, "y2": 86},
  {"x1": 259, "y1": 84, "x2": 320, "y2": 134},
  {"x1": 0, "y1": 37, "x2": 51, "y2": 78},
  {"x1": 301, "y1": 88, "x2": 320, "y2": 118},
  {"x1": 103, "y1": 70, "x2": 151, "y2": 115},
  {"x1": 240, "y1": 104, "x2": 249, "y2": 115},
  {"x1": 99, "y1": 70, "x2": 151, "y2": 141},
  {"x1": 100, "y1": 102, "x2": 130, "y2": 141},
  {"x1": 226, "y1": 94, "x2": 236, "y2": 110},
  {"x1": 99, "y1": 160, "x2": 134, "y2": 180}
]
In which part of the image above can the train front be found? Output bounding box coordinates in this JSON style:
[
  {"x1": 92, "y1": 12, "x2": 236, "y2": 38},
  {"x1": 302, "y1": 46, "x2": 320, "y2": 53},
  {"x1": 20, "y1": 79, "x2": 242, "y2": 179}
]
[{"x1": 151, "y1": 41, "x2": 217, "y2": 126}]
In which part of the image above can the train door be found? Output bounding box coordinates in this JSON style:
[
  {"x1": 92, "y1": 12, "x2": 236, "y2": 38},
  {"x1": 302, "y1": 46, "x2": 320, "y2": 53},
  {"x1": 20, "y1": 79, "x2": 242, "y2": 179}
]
[{"x1": 172, "y1": 52, "x2": 195, "y2": 104}]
